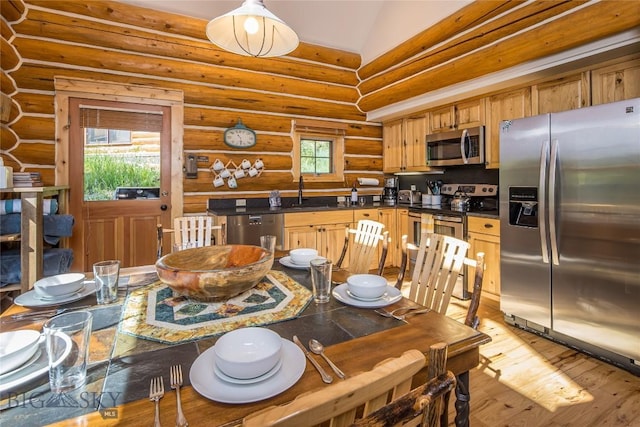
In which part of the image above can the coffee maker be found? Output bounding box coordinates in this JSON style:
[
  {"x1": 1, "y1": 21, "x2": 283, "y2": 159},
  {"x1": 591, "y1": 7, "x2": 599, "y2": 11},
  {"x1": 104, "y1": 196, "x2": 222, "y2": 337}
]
[{"x1": 382, "y1": 177, "x2": 398, "y2": 206}]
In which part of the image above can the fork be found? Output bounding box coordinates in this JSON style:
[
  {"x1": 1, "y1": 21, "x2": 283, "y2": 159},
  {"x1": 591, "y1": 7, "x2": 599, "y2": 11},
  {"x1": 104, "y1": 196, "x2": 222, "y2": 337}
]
[
  {"x1": 170, "y1": 365, "x2": 188, "y2": 427},
  {"x1": 375, "y1": 307, "x2": 430, "y2": 320},
  {"x1": 149, "y1": 376, "x2": 164, "y2": 427}
]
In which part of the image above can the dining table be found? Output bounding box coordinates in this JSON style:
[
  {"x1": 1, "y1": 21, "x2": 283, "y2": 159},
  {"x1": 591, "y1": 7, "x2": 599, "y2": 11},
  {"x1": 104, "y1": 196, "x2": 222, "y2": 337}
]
[{"x1": 0, "y1": 256, "x2": 490, "y2": 427}]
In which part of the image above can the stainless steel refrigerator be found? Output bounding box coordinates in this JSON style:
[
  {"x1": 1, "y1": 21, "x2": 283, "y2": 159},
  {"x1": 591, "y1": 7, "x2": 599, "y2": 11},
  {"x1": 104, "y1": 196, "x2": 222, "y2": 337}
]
[{"x1": 499, "y1": 98, "x2": 640, "y2": 375}]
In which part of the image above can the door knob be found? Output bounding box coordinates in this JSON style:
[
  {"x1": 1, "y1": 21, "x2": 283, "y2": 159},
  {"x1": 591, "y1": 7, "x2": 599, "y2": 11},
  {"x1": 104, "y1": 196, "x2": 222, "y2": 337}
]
[{"x1": 160, "y1": 205, "x2": 168, "y2": 211}]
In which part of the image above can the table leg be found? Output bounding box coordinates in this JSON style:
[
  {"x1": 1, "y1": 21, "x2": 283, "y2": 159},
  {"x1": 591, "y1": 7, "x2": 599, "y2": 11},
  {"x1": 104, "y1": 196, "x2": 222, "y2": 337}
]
[{"x1": 454, "y1": 371, "x2": 470, "y2": 427}]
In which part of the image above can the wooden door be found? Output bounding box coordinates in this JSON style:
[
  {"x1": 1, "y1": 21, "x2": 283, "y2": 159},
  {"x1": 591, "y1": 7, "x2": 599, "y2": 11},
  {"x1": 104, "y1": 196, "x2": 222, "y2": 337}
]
[
  {"x1": 591, "y1": 57, "x2": 640, "y2": 105},
  {"x1": 68, "y1": 98, "x2": 172, "y2": 271},
  {"x1": 404, "y1": 116, "x2": 426, "y2": 170},
  {"x1": 485, "y1": 87, "x2": 532, "y2": 169},
  {"x1": 322, "y1": 222, "x2": 351, "y2": 267},
  {"x1": 284, "y1": 225, "x2": 317, "y2": 251},
  {"x1": 456, "y1": 98, "x2": 485, "y2": 129},
  {"x1": 532, "y1": 72, "x2": 590, "y2": 114},
  {"x1": 382, "y1": 120, "x2": 404, "y2": 172},
  {"x1": 428, "y1": 105, "x2": 454, "y2": 133},
  {"x1": 377, "y1": 208, "x2": 396, "y2": 268}
]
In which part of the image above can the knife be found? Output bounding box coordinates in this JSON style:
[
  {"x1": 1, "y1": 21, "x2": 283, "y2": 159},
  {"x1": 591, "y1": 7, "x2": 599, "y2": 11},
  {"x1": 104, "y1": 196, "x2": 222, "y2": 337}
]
[
  {"x1": 4, "y1": 305, "x2": 92, "y2": 322},
  {"x1": 292, "y1": 335, "x2": 333, "y2": 384}
]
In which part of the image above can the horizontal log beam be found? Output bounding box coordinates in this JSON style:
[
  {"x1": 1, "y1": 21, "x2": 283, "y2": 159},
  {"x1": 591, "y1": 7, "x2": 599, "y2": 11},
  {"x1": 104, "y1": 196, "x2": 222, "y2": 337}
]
[
  {"x1": 13, "y1": 92, "x2": 53, "y2": 114},
  {"x1": 1, "y1": 0, "x2": 26, "y2": 23},
  {"x1": 359, "y1": 1, "x2": 640, "y2": 112},
  {"x1": 9, "y1": 141, "x2": 55, "y2": 165},
  {"x1": 15, "y1": 8, "x2": 359, "y2": 87},
  {"x1": 10, "y1": 64, "x2": 366, "y2": 121},
  {"x1": 9, "y1": 115, "x2": 54, "y2": 140},
  {"x1": 184, "y1": 107, "x2": 381, "y2": 139},
  {"x1": 25, "y1": 0, "x2": 361, "y2": 70},
  {"x1": 12, "y1": 37, "x2": 358, "y2": 104},
  {"x1": 359, "y1": 1, "x2": 583, "y2": 96},
  {"x1": 358, "y1": 0, "x2": 522, "y2": 81}
]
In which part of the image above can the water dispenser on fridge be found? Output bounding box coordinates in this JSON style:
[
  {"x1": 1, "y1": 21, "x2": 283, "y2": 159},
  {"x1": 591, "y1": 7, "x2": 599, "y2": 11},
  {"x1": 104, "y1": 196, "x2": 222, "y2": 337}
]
[{"x1": 508, "y1": 187, "x2": 538, "y2": 228}]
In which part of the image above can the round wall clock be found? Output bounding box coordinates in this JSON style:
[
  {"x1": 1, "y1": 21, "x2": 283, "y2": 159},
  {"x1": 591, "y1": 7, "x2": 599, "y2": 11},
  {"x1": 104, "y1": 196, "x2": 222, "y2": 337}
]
[{"x1": 224, "y1": 119, "x2": 256, "y2": 149}]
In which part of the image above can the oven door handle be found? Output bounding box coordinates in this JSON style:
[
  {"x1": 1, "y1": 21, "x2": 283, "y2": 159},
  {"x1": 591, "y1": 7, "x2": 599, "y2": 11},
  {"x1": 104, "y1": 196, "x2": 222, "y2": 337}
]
[{"x1": 433, "y1": 214, "x2": 463, "y2": 223}]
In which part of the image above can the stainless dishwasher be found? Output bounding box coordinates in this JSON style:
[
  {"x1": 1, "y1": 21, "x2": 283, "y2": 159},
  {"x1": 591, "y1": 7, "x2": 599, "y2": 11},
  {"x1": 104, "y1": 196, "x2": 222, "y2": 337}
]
[{"x1": 226, "y1": 213, "x2": 284, "y2": 249}]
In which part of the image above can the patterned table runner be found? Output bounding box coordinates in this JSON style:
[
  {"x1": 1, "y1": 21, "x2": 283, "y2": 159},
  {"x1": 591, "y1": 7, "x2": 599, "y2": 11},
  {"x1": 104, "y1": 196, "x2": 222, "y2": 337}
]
[{"x1": 119, "y1": 270, "x2": 312, "y2": 344}]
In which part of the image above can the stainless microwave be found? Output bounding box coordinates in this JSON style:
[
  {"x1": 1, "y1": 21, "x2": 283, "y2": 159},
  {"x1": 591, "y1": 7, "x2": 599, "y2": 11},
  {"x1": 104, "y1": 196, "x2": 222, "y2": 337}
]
[{"x1": 426, "y1": 126, "x2": 485, "y2": 167}]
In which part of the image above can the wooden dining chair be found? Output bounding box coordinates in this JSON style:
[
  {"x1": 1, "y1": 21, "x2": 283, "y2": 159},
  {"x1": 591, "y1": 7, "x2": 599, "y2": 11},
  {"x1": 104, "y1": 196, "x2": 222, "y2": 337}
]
[
  {"x1": 242, "y1": 349, "x2": 427, "y2": 427},
  {"x1": 336, "y1": 219, "x2": 388, "y2": 275},
  {"x1": 401, "y1": 231, "x2": 470, "y2": 315},
  {"x1": 173, "y1": 216, "x2": 222, "y2": 248}
]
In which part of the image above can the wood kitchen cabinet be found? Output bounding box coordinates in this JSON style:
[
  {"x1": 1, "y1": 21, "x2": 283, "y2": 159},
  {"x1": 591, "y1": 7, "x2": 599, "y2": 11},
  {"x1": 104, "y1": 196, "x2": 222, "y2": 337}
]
[
  {"x1": 467, "y1": 215, "x2": 500, "y2": 302},
  {"x1": 532, "y1": 72, "x2": 590, "y2": 114},
  {"x1": 428, "y1": 98, "x2": 485, "y2": 133},
  {"x1": 591, "y1": 56, "x2": 640, "y2": 105},
  {"x1": 284, "y1": 211, "x2": 353, "y2": 267},
  {"x1": 353, "y1": 207, "x2": 398, "y2": 270},
  {"x1": 484, "y1": 87, "x2": 532, "y2": 169},
  {"x1": 382, "y1": 115, "x2": 428, "y2": 173}
]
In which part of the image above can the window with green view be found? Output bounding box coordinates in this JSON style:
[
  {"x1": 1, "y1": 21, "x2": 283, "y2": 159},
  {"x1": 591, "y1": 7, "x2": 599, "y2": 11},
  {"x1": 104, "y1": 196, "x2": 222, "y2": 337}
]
[{"x1": 300, "y1": 138, "x2": 332, "y2": 174}]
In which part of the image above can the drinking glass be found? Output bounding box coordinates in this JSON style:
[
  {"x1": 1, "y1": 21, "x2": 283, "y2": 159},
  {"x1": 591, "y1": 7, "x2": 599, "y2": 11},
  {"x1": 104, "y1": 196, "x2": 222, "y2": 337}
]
[
  {"x1": 93, "y1": 260, "x2": 120, "y2": 304},
  {"x1": 44, "y1": 311, "x2": 93, "y2": 393},
  {"x1": 358, "y1": 196, "x2": 366, "y2": 207},
  {"x1": 260, "y1": 235, "x2": 277, "y2": 253},
  {"x1": 310, "y1": 258, "x2": 332, "y2": 303}
]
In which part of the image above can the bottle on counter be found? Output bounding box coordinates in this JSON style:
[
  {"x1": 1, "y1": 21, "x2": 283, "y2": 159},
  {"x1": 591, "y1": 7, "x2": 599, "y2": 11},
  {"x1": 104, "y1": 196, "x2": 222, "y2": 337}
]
[{"x1": 351, "y1": 181, "x2": 358, "y2": 206}]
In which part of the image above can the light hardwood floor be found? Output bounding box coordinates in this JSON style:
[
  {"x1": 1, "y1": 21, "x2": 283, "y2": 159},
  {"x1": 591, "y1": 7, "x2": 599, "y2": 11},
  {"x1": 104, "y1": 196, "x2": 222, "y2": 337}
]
[{"x1": 443, "y1": 297, "x2": 640, "y2": 426}]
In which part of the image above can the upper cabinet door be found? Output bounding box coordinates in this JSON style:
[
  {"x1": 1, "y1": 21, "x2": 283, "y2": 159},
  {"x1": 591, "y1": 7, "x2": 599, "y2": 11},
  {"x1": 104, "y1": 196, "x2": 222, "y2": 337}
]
[
  {"x1": 591, "y1": 57, "x2": 640, "y2": 105},
  {"x1": 532, "y1": 72, "x2": 590, "y2": 114},
  {"x1": 382, "y1": 120, "x2": 404, "y2": 173},
  {"x1": 485, "y1": 87, "x2": 532, "y2": 169}
]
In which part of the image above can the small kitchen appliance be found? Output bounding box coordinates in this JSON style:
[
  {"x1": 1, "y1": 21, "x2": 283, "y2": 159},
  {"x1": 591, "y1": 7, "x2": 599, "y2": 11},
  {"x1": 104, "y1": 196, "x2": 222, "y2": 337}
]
[
  {"x1": 382, "y1": 177, "x2": 398, "y2": 206},
  {"x1": 397, "y1": 189, "x2": 422, "y2": 206}
]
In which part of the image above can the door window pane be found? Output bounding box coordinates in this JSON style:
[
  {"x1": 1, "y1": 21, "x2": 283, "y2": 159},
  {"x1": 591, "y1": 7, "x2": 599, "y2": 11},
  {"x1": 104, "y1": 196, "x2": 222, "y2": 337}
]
[{"x1": 81, "y1": 108, "x2": 161, "y2": 201}]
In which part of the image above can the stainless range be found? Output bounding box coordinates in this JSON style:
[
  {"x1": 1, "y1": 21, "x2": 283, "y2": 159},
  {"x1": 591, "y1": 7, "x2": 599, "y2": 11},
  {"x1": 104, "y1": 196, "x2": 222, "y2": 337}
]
[{"x1": 407, "y1": 183, "x2": 498, "y2": 300}]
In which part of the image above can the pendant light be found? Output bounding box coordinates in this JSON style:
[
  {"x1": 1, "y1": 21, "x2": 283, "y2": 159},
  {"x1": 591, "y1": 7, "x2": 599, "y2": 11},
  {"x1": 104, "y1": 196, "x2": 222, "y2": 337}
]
[{"x1": 206, "y1": 0, "x2": 299, "y2": 58}]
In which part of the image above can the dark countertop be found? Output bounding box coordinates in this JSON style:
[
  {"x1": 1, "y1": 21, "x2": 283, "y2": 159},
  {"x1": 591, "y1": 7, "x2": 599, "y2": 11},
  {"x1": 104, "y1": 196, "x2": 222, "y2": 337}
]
[
  {"x1": 207, "y1": 202, "x2": 394, "y2": 217},
  {"x1": 207, "y1": 205, "x2": 499, "y2": 219}
]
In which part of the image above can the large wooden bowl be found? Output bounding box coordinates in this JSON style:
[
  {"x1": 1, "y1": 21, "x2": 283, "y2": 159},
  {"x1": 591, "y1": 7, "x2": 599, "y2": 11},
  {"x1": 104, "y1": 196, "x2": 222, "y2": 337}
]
[{"x1": 155, "y1": 245, "x2": 274, "y2": 301}]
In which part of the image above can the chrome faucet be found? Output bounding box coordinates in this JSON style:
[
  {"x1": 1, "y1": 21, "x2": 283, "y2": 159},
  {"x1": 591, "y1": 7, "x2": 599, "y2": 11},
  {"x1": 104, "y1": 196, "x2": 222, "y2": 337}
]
[{"x1": 298, "y1": 176, "x2": 304, "y2": 205}]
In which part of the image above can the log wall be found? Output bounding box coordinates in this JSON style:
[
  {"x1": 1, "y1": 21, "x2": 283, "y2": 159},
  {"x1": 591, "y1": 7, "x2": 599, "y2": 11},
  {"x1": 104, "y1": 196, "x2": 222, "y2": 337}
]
[
  {"x1": 0, "y1": 0, "x2": 380, "y2": 213},
  {"x1": 357, "y1": 0, "x2": 640, "y2": 112},
  {"x1": 2, "y1": 0, "x2": 639, "y2": 214}
]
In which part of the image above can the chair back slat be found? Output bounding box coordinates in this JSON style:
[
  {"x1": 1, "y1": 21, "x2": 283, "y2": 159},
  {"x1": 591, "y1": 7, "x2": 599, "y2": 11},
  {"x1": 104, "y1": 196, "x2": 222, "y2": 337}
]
[
  {"x1": 336, "y1": 219, "x2": 386, "y2": 275},
  {"x1": 242, "y1": 349, "x2": 426, "y2": 427},
  {"x1": 173, "y1": 216, "x2": 219, "y2": 248},
  {"x1": 408, "y1": 232, "x2": 469, "y2": 314}
]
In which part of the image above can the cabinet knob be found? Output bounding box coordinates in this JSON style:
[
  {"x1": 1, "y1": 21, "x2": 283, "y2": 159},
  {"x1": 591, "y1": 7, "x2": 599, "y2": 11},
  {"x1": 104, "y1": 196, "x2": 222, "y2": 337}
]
[{"x1": 484, "y1": 223, "x2": 493, "y2": 229}]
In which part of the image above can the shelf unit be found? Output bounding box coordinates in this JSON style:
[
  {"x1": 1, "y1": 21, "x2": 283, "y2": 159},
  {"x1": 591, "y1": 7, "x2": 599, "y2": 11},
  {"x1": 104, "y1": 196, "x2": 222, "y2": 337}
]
[{"x1": 0, "y1": 186, "x2": 69, "y2": 294}]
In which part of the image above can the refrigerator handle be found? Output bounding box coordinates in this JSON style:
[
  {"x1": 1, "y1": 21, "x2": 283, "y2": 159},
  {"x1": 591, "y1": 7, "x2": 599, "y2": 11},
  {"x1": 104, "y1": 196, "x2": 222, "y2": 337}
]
[
  {"x1": 460, "y1": 129, "x2": 469, "y2": 164},
  {"x1": 549, "y1": 139, "x2": 560, "y2": 266},
  {"x1": 539, "y1": 140, "x2": 550, "y2": 264}
]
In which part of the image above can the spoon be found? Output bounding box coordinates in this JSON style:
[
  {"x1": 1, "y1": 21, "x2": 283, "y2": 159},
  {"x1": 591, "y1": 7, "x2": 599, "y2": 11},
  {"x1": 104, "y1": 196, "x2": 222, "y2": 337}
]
[{"x1": 308, "y1": 339, "x2": 346, "y2": 379}]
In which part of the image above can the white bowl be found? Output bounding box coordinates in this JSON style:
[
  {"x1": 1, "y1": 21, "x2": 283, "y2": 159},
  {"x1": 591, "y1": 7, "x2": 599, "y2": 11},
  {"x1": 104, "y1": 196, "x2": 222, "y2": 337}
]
[
  {"x1": 34, "y1": 273, "x2": 85, "y2": 298},
  {"x1": 347, "y1": 274, "x2": 388, "y2": 299},
  {"x1": 214, "y1": 327, "x2": 282, "y2": 380},
  {"x1": 0, "y1": 330, "x2": 41, "y2": 374},
  {"x1": 289, "y1": 248, "x2": 318, "y2": 266}
]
